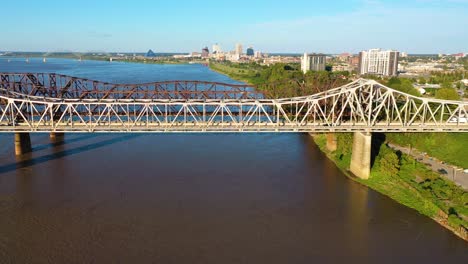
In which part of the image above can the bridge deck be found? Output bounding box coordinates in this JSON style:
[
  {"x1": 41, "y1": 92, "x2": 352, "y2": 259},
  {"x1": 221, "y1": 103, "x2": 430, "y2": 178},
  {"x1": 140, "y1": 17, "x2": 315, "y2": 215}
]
[{"x1": 0, "y1": 122, "x2": 466, "y2": 133}]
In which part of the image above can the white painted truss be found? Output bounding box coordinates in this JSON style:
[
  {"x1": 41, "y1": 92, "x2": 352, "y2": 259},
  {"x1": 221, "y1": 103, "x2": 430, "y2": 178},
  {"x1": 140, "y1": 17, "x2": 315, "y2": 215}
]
[{"x1": 0, "y1": 79, "x2": 467, "y2": 133}]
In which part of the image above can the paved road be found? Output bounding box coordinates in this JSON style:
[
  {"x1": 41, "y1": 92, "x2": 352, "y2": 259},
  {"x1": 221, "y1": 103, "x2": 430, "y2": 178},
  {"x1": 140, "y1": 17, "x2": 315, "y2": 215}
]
[{"x1": 388, "y1": 143, "x2": 468, "y2": 191}]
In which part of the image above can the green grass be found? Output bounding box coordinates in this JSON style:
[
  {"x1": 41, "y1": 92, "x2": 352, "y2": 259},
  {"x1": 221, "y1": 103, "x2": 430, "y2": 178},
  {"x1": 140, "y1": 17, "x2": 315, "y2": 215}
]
[
  {"x1": 386, "y1": 133, "x2": 468, "y2": 168},
  {"x1": 209, "y1": 62, "x2": 264, "y2": 84}
]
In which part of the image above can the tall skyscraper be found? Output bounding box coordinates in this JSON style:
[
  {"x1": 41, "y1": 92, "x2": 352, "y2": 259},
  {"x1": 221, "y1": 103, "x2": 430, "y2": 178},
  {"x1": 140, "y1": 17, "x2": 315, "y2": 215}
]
[
  {"x1": 201, "y1": 47, "x2": 209, "y2": 58},
  {"x1": 212, "y1": 44, "x2": 222, "y2": 54},
  {"x1": 235, "y1": 43, "x2": 243, "y2": 55},
  {"x1": 246, "y1": 47, "x2": 254, "y2": 56},
  {"x1": 301, "y1": 53, "x2": 326, "y2": 74},
  {"x1": 358, "y1": 49, "x2": 399, "y2": 76}
]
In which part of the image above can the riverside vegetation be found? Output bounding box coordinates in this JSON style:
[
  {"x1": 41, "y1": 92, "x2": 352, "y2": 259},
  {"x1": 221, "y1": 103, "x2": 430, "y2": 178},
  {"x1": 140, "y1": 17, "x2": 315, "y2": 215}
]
[{"x1": 210, "y1": 61, "x2": 468, "y2": 240}]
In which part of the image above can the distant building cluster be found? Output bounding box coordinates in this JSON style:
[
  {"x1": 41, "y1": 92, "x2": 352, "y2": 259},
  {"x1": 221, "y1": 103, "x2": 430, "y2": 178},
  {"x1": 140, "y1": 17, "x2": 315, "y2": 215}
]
[
  {"x1": 194, "y1": 43, "x2": 265, "y2": 62},
  {"x1": 165, "y1": 43, "x2": 267, "y2": 62},
  {"x1": 127, "y1": 45, "x2": 468, "y2": 78},
  {"x1": 300, "y1": 49, "x2": 402, "y2": 76}
]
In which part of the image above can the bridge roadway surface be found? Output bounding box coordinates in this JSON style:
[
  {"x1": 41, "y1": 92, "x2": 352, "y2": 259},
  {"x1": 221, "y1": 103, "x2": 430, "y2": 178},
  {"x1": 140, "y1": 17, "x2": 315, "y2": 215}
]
[
  {"x1": 0, "y1": 73, "x2": 467, "y2": 133},
  {"x1": 0, "y1": 122, "x2": 466, "y2": 133}
]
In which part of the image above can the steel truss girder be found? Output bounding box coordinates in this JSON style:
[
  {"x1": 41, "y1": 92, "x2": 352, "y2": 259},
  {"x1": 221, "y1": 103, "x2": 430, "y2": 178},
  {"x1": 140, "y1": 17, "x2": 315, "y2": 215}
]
[{"x1": 0, "y1": 77, "x2": 467, "y2": 133}]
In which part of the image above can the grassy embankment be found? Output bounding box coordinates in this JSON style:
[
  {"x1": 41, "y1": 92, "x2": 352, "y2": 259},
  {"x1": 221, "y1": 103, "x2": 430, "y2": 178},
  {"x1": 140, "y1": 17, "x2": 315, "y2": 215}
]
[
  {"x1": 209, "y1": 62, "x2": 468, "y2": 240},
  {"x1": 314, "y1": 134, "x2": 467, "y2": 241},
  {"x1": 209, "y1": 62, "x2": 266, "y2": 85}
]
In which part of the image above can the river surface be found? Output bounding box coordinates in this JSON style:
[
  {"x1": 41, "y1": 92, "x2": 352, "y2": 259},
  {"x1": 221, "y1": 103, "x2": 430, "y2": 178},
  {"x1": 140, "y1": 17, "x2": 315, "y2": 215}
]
[{"x1": 0, "y1": 58, "x2": 467, "y2": 263}]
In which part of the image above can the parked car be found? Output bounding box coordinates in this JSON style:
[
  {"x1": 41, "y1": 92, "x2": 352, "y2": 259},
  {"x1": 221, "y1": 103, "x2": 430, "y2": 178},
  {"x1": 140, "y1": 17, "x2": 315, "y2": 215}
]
[
  {"x1": 449, "y1": 117, "x2": 468, "y2": 123},
  {"x1": 438, "y1": 169, "x2": 448, "y2": 175}
]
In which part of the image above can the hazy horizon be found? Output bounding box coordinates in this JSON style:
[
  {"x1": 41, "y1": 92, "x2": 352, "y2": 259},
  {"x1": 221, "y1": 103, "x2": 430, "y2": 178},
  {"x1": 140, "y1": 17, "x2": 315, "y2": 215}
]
[{"x1": 0, "y1": 50, "x2": 450, "y2": 56}]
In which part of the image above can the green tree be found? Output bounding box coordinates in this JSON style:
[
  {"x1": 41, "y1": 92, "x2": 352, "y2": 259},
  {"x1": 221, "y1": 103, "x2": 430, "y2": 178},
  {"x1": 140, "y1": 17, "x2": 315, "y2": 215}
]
[
  {"x1": 386, "y1": 77, "x2": 420, "y2": 96},
  {"x1": 336, "y1": 133, "x2": 353, "y2": 155},
  {"x1": 378, "y1": 146, "x2": 400, "y2": 177},
  {"x1": 441, "y1": 81, "x2": 453, "y2": 89},
  {"x1": 435, "y1": 88, "x2": 461, "y2": 100}
]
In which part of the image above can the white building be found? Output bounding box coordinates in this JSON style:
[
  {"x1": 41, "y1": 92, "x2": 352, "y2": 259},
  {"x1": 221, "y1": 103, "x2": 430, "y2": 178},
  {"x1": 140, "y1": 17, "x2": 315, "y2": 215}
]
[
  {"x1": 254, "y1": 51, "x2": 262, "y2": 58},
  {"x1": 359, "y1": 49, "x2": 399, "y2": 76},
  {"x1": 235, "y1": 43, "x2": 243, "y2": 55},
  {"x1": 301, "y1": 53, "x2": 326, "y2": 74},
  {"x1": 212, "y1": 44, "x2": 222, "y2": 54}
]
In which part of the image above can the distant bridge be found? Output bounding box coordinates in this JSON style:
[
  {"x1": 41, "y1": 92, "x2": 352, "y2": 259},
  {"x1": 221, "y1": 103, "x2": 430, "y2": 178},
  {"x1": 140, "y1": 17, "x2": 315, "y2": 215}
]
[{"x1": 1, "y1": 73, "x2": 467, "y2": 178}]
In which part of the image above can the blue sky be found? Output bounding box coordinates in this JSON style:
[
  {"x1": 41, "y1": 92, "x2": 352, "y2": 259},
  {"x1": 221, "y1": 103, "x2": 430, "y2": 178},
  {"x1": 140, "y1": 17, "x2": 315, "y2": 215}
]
[{"x1": 1, "y1": 0, "x2": 467, "y2": 53}]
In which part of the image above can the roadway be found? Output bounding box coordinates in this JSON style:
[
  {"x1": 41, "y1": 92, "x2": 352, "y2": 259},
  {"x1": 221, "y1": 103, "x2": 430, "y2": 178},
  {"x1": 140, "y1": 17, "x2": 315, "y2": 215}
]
[
  {"x1": 1, "y1": 122, "x2": 468, "y2": 133},
  {"x1": 388, "y1": 143, "x2": 468, "y2": 190}
]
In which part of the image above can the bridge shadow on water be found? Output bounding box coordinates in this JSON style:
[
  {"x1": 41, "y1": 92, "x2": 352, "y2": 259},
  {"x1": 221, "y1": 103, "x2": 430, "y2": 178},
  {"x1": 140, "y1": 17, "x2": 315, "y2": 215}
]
[
  {"x1": 0, "y1": 134, "x2": 142, "y2": 175},
  {"x1": 31, "y1": 134, "x2": 99, "y2": 152}
]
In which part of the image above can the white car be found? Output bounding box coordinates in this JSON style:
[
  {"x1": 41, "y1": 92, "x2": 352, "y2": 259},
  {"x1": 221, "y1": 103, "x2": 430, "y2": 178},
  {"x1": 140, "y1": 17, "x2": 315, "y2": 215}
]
[{"x1": 449, "y1": 117, "x2": 468, "y2": 123}]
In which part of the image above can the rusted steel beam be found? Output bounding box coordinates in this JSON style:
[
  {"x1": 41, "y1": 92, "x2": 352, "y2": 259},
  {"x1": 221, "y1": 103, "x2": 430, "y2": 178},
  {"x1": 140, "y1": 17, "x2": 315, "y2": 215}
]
[{"x1": 0, "y1": 73, "x2": 266, "y2": 100}]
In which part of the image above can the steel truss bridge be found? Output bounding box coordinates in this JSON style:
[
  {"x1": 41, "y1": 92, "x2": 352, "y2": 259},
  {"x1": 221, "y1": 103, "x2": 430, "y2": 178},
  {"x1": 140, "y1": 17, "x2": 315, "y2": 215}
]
[{"x1": 0, "y1": 72, "x2": 467, "y2": 133}]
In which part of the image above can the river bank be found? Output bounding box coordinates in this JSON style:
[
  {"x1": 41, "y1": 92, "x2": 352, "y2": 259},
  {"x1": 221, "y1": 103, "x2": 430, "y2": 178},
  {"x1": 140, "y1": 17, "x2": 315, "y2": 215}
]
[{"x1": 209, "y1": 62, "x2": 263, "y2": 84}]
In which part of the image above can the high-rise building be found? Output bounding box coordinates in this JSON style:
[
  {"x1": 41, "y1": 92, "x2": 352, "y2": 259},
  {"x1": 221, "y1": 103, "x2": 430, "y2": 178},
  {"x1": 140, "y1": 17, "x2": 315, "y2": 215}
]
[
  {"x1": 246, "y1": 47, "x2": 254, "y2": 56},
  {"x1": 201, "y1": 47, "x2": 209, "y2": 58},
  {"x1": 212, "y1": 44, "x2": 222, "y2": 54},
  {"x1": 301, "y1": 53, "x2": 326, "y2": 74},
  {"x1": 358, "y1": 49, "x2": 399, "y2": 76},
  {"x1": 235, "y1": 43, "x2": 243, "y2": 55}
]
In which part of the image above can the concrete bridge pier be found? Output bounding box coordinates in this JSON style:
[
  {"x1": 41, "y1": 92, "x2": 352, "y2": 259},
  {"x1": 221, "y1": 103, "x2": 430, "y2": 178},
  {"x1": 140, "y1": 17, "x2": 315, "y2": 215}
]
[
  {"x1": 326, "y1": 133, "x2": 337, "y2": 152},
  {"x1": 350, "y1": 132, "x2": 372, "y2": 180},
  {"x1": 50, "y1": 132, "x2": 65, "y2": 143},
  {"x1": 14, "y1": 133, "x2": 32, "y2": 155}
]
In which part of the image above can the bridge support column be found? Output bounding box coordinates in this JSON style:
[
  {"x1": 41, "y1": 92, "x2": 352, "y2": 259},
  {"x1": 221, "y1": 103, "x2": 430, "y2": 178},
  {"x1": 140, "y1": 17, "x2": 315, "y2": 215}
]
[
  {"x1": 326, "y1": 133, "x2": 337, "y2": 152},
  {"x1": 14, "y1": 133, "x2": 32, "y2": 155},
  {"x1": 350, "y1": 132, "x2": 372, "y2": 180},
  {"x1": 50, "y1": 132, "x2": 64, "y2": 143}
]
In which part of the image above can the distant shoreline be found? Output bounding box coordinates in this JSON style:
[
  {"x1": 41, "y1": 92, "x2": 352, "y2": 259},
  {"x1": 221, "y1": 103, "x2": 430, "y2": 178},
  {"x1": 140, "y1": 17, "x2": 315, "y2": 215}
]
[{"x1": 0, "y1": 55, "x2": 207, "y2": 66}]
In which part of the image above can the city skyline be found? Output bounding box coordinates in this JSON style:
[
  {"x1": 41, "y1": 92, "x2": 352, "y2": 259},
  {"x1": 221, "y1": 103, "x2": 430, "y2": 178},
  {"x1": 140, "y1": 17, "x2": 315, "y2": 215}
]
[{"x1": 1, "y1": 0, "x2": 467, "y2": 54}]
